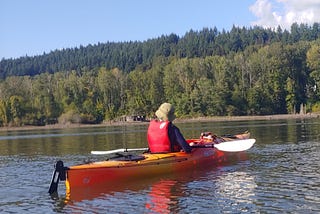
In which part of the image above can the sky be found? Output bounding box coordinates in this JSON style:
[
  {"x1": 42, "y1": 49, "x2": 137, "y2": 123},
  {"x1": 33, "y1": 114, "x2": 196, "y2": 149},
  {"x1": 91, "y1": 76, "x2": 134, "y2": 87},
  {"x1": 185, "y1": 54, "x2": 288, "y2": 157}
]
[{"x1": 1, "y1": 0, "x2": 320, "y2": 60}]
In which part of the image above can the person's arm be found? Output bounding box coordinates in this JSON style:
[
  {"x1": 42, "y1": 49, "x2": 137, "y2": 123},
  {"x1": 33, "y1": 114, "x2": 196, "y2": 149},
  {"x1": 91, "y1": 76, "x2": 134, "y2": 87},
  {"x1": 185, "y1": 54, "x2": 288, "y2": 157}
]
[{"x1": 170, "y1": 125, "x2": 192, "y2": 153}]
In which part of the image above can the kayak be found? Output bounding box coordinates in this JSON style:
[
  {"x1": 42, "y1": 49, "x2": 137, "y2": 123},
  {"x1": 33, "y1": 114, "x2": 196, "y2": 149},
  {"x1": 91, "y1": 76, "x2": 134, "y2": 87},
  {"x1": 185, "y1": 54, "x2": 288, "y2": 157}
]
[{"x1": 48, "y1": 132, "x2": 255, "y2": 195}]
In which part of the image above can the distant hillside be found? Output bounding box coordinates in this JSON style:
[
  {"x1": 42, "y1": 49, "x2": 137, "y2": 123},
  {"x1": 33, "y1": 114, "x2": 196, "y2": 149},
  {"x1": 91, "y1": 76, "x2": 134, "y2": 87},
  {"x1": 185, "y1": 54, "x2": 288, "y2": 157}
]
[
  {"x1": 1, "y1": 23, "x2": 320, "y2": 79},
  {"x1": 0, "y1": 23, "x2": 320, "y2": 127}
]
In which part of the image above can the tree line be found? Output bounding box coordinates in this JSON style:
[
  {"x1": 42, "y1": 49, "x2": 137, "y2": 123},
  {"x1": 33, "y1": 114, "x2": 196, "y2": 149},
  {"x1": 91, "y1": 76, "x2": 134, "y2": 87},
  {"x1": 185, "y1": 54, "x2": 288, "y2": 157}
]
[
  {"x1": 1, "y1": 23, "x2": 320, "y2": 78},
  {"x1": 0, "y1": 23, "x2": 320, "y2": 126}
]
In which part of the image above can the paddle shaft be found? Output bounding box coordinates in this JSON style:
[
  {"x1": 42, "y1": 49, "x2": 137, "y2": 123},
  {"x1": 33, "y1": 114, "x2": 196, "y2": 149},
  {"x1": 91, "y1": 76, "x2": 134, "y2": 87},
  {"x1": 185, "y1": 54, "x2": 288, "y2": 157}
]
[
  {"x1": 91, "y1": 139, "x2": 255, "y2": 155},
  {"x1": 191, "y1": 144, "x2": 215, "y2": 148},
  {"x1": 91, "y1": 147, "x2": 149, "y2": 155}
]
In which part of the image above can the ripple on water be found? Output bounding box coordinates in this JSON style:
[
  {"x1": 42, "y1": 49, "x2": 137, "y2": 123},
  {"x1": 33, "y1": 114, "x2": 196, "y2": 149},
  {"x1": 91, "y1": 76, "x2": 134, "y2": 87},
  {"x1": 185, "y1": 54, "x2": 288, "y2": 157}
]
[
  {"x1": 1, "y1": 121, "x2": 320, "y2": 213},
  {"x1": 250, "y1": 140, "x2": 320, "y2": 213}
]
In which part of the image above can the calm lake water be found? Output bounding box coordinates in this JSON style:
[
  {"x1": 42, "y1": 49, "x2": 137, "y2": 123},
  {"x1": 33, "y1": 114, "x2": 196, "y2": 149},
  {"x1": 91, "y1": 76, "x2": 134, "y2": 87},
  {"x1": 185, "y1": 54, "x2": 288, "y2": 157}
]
[{"x1": 0, "y1": 118, "x2": 319, "y2": 213}]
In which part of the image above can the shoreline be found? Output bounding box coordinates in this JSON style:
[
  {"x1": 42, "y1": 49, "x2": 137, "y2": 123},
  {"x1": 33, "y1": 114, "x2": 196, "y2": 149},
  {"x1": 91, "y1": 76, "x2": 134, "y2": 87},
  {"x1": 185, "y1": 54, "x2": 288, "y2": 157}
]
[
  {"x1": 176, "y1": 113, "x2": 320, "y2": 123},
  {"x1": 0, "y1": 113, "x2": 319, "y2": 132}
]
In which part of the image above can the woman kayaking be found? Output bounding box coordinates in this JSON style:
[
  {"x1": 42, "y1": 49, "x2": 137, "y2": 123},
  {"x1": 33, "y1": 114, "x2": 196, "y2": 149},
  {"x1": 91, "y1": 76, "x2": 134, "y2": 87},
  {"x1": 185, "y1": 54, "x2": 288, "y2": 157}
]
[{"x1": 147, "y1": 102, "x2": 192, "y2": 153}]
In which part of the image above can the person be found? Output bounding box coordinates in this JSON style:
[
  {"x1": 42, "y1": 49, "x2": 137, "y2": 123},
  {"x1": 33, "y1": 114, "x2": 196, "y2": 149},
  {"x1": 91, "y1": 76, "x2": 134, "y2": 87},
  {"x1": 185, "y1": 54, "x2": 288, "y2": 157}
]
[{"x1": 147, "y1": 103, "x2": 192, "y2": 153}]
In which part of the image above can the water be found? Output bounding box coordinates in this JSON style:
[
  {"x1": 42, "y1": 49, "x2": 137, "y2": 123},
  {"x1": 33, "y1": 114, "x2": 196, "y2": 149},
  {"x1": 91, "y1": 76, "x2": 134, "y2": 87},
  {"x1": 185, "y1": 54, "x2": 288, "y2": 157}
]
[{"x1": 0, "y1": 118, "x2": 319, "y2": 213}]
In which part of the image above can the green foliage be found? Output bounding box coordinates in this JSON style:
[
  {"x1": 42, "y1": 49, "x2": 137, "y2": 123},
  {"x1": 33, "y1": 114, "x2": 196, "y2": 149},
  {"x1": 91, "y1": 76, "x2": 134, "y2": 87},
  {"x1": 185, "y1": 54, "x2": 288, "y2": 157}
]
[
  {"x1": 311, "y1": 102, "x2": 320, "y2": 113},
  {"x1": 58, "y1": 110, "x2": 81, "y2": 124},
  {"x1": 0, "y1": 100, "x2": 9, "y2": 126},
  {"x1": 307, "y1": 40, "x2": 320, "y2": 101},
  {"x1": 0, "y1": 23, "x2": 320, "y2": 126},
  {"x1": 1, "y1": 23, "x2": 320, "y2": 78}
]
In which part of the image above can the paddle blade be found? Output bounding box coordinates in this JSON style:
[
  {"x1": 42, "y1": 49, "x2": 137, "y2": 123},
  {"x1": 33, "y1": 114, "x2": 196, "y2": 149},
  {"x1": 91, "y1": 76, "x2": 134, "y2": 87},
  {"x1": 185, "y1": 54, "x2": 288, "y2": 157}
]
[
  {"x1": 91, "y1": 149, "x2": 125, "y2": 155},
  {"x1": 214, "y1": 139, "x2": 256, "y2": 152},
  {"x1": 48, "y1": 160, "x2": 66, "y2": 194}
]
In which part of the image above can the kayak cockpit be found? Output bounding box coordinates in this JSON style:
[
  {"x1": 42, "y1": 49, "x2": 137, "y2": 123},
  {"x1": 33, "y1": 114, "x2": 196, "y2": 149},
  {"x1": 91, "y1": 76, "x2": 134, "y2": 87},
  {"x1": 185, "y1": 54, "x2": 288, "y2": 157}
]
[{"x1": 107, "y1": 153, "x2": 146, "y2": 161}]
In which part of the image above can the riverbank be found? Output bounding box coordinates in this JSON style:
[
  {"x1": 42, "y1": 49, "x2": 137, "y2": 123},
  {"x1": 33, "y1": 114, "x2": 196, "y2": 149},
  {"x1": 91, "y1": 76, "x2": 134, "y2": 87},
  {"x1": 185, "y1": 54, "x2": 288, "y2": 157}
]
[
  {"x1": 0, "y1": 113, "x2": 319, "y2": 132},
  {"x1": 176, "y1": 113, "x2": 320, "y2": 123}
]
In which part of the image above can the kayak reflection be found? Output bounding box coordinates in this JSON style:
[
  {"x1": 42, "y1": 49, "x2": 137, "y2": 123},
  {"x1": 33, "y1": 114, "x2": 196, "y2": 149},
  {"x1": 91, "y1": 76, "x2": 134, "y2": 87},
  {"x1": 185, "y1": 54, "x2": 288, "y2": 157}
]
[
  {"x1": 145, "y1": 180, "x2": 178, "y2": 214},
  {"x1": 65, "y1": 171, "x2": 191, "y2": 203}
]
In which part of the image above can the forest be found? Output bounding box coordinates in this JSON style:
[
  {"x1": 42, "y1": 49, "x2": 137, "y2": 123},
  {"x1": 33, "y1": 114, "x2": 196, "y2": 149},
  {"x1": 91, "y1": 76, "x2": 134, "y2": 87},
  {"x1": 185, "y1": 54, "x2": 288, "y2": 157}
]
[{"x1": 0, "y1": 23, "x2": 320, "y2": 126}]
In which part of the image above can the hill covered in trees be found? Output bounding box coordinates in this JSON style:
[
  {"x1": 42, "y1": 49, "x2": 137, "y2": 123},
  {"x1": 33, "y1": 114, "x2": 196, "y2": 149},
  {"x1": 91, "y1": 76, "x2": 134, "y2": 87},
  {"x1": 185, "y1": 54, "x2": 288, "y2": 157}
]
[{"x1": 0, "y1": 23, "x2": 320, "y2": 127}]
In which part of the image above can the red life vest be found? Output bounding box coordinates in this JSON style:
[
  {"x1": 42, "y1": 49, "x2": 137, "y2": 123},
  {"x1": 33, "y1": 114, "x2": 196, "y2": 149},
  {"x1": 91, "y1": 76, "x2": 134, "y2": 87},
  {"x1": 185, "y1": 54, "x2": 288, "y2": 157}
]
[{"x1": 147, "y1": 120, "x2": 171, "y2": 153}]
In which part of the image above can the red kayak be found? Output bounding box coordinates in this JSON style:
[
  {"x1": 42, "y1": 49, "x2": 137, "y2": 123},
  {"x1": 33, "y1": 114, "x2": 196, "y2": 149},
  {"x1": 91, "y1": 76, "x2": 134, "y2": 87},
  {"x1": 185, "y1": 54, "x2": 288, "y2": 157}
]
[{"x1": 48, "y1": 132, "x2": 255, "y2": 195}]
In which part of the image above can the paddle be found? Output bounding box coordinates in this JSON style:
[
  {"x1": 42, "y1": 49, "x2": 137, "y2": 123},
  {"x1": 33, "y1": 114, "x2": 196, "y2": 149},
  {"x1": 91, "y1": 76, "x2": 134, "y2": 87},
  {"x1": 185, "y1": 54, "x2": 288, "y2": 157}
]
[
  {"x1": 91, "y1": 139, "x2": 255, "y2": 155},
  {"x1": 191, "y1": 138, "x2": 256, "y2": 152},
  {"x1": 91, "y1": 147, "x2": 149, "y2": 155}
]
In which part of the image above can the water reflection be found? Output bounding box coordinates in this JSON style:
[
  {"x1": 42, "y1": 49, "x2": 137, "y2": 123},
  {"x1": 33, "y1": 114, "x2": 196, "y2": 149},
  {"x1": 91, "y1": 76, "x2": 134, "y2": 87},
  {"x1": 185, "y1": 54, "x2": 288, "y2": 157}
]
[
  {"x1": 60, "y1": 175, "x2": 186, "y2": 213},
  {"x1": 1, "y1": 118, "x2": 320, "y2": 213},
  {"x1": 145, "y1": 180, "x2": 178, "y2": 214},
  {"x1": 214, "y1": 170, "x2": 257, "y2": 211},
  {"x1": 0, "y1": 124, "x2": 150, "y2": 156}
]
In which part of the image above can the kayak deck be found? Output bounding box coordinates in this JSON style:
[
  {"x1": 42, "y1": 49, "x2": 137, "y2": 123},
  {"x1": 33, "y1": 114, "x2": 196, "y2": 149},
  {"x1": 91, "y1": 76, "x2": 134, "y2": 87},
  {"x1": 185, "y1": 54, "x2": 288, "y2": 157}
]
[{"x1": 65, "y1": 148, "x2": 229, "y2": 191}]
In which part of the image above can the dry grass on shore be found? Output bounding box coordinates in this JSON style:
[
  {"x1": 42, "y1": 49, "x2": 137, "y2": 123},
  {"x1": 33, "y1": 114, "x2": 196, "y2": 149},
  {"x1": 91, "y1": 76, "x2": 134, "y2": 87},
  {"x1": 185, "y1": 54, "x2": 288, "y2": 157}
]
[
  {"x1": 176, "y1": 113, "x2": 319, "y2": 123},
  {"x1": 0, "y1": 113, "x2": 319, "y2": 132}
]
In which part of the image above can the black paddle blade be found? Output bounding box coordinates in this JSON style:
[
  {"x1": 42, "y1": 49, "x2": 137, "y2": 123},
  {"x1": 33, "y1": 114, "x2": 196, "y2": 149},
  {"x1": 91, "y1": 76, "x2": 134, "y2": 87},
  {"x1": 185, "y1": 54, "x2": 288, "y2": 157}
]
[{"x1": 48, "y1": 160, "x2": 66, "y2": 194}]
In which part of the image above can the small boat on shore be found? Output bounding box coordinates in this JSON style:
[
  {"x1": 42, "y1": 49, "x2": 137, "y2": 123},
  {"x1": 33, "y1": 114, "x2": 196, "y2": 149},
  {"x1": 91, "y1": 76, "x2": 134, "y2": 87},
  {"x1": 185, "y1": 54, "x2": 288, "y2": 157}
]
[{"x1": 48, "y1": 132, "x2": 255, "y2": 195}]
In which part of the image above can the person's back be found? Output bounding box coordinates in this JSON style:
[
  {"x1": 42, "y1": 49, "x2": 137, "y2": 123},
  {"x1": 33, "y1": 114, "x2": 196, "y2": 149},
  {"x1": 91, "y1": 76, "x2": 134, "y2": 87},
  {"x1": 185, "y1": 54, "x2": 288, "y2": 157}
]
[{"x1": 147, "y1": 103, "x2": 192, "y2": 153}]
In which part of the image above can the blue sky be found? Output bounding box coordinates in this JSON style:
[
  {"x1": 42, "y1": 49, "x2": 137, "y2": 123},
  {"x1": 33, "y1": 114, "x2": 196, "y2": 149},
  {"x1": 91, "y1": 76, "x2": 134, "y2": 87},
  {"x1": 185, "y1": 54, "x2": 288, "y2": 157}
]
[{"x1": 1, "y1": 0, "x2": 320, "y2": 59}]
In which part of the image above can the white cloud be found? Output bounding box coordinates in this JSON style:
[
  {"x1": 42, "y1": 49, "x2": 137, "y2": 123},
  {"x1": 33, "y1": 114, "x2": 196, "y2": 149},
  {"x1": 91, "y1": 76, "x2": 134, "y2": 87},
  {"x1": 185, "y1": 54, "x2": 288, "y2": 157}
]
[{"x1": 250, "y1": 0, "x2": 320, "y2": 29}]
